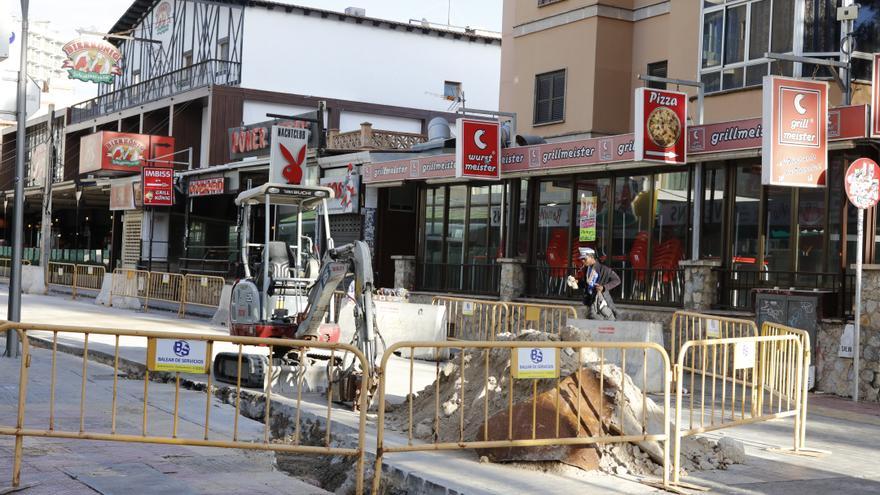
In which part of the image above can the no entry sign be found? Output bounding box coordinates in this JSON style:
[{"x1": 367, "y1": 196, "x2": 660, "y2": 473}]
[
  {"x1": 845, "y1": 158, "x2": 880, "y2": 209},
  {"x1": 142, "y1": 167, "x2": 174, "y2": 206}
]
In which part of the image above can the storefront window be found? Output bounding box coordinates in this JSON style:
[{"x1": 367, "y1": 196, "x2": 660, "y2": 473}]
[
  {"x1": 446, "y1": 185, "x2": 467, "y2": 288},
  {"x1": 765, "y1": 187, "x2": 793, "y2": 272},
  {"x1": 535, "y1": 179, "x2": 572, "y2": 295},
  {"x1": 852, "y1": 1, "x2": 880, "y2": 80},
  {"x1": 467, "y1": 186, "x2": 490, "y2": 266},
  {"x1": 827, "y1": 158, "x2": 844, "y2": 272},
  {"x1": 574, "y1": 177, "x2": 610, "y2": 259},
  {"x1": 653, "y1": 171, "x2": 690, "y2": 258},
  {"x1": 611, "y1": 175, "x2": 652, "y2": 300},
  {"x1": 516, "y1": 180, "x2": 530, "y2": 258},
  {"x1": 488, "y1": 184, "x2": 503, "y2": 260},
  {"x1": 797, "y1": 188, "x2": 825, "y2": 273},
  {"x1": 424, "y1": 187, "x2": 445, "y2": 265},
  {"x1": 701, "y1": 165, "x2": 725, "y2": 259},
  {"x1": 732, "y1": 164, "x2": 761, "y2": 269}
]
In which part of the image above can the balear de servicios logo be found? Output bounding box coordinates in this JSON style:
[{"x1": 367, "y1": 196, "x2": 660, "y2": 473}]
[
  {"x1": 530, "y1": 348, "x2": 543, "y2": 364},
  {"x1": 61, "y1": 38, "x2": 123, "y2": 84},
  {"x1": 173, "y1": 340, "x2": 190, "y2": 357}
]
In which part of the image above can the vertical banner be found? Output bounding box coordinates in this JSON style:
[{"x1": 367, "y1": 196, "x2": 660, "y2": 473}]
[
  {"x1": 269, "y1": 125, "x2": 310, "y2": 185},
  {"x1": 761, "y1": 76, "x2": 828, "y2": 187},
  {"x1": 873, "y1": 53, "x2": 880, "y2": 139},
  {"x1": 634, "y1": 87, "x2": 687, "y2": 164},
  {"x1": 455, "y1": 118, "x2": 501, "y2": 180},
  {"x1": 142, "y1": 167, "x2": 174, "y2": 206}
]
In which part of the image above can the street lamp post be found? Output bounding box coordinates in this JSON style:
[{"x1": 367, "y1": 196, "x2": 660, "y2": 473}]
[{"x1": 4, "y1": 0, "x2": 29, "y2": 359}]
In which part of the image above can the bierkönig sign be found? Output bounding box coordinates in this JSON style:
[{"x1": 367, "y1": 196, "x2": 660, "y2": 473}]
[
  {"x1": 455, "y1": 118, "x2": 501, "y2": 180},
  {"x1": 761, "y1": 76, "x2": 828, "y2": 187},
  {"x1": 634, "y1": 87, "x2": 687, "y2": 164}
]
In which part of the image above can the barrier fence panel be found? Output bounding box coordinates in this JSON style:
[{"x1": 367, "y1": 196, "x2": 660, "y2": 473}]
[
  {"x1": 0, "y1": 259, "x2": 32, "y2": 280},
  {"x1": 670, "y1": 311, "x2": 759, "y2": 369},
  {"x1": 182, "y1": 274, "x2": 226, "y2": 316},
  {"x1": 0, "y1": 322, "x2": 369, "y2": 492},
  {"x1": 761, "y1": 322, "x2": 811, "y2": 450},
  {"x1": 672, "y1": 334, "x2": 804, "y2": 485},
  {"x1": 372, "y1": 340, "x2": 673, "y2": 493},
  {"x1": 501, "y1": 302, "x2": 578, "y2": 336},
  {"x1": 46, "y1": 262, "x2": 76, "y2": 294},
  {"x1": 145, "y1": 272, "x2": 185, "y2": 315},
  {"x1": 431, "y1": 296, "x2": 506, "y2": 340},
  {"x1": 110, "y1": 269, "x2": 150, "y2": 308},
  {"x1": 74, "y1": 265, "x2": 106, "y2": 297}
]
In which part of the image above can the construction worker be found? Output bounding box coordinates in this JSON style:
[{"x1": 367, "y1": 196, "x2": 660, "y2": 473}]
[{"x1": 566, "y1": 247, "x2": 620, "y2": 320}]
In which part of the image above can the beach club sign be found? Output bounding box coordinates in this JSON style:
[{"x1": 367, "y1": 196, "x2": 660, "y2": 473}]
[{"x1": 61, "y1": 37, "x2": 122, "y2": 84}]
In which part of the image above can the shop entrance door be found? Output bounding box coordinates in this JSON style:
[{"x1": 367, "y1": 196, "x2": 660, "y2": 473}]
[{"x1": 376, "y1": 184, "x2": 418, "y2": 288}]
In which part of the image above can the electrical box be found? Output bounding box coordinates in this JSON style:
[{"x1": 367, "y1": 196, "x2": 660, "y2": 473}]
[{"x1": 837, "y1": 5, "x2": 860, "y2": 22}]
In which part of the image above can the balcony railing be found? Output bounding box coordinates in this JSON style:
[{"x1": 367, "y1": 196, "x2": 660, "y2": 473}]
[
  {"x1": 417, "y1": 261, "x2": 500, "y2": 296},
  {"x1": 70, "y1": 59, "x2": 242, "y2": 124},
  {"x1": 525, "y1": 264, "x2": 684, "y2": 307},
  {"x1": 328, "y1": 122, "x2": 427, "y2": 150},
  {"x1": 715, "y1": 268, "x2": 854, "y2": 318}
]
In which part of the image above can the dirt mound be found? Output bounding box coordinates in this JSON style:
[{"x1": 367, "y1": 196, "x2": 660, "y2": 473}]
[{"x1": 385, "y1": 330, "x2": 744, "y2": 477}]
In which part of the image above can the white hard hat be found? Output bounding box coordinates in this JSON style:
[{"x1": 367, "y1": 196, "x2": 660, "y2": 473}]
[{"x1": 579, "y1": 247, "x2": 596, "y2": 259}]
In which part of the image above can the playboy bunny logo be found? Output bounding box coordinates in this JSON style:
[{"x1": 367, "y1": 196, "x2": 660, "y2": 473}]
[{"x1": 280, "y1": 143, "x2": 306, "y2": 184}]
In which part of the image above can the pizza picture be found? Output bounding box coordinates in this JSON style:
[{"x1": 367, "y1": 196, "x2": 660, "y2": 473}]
[{"x1": 646, "y1": 106, "x2": 681, "y2": 148}]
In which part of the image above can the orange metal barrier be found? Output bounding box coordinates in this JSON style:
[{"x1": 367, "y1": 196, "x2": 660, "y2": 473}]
[
  {"x1": 182, "y1": 274, "x2": 226, "y2": 315},
  {"x1": 145, "y1": 271, "x2": 185, "y2": 315},
  {"x1": 109, "y1": 268, "x2": 149, "y2": 308},
  {"x1": 46, "y1": 262, "x2": 76, "y2": 291},
  {"x1": 431, "y1": 296, "x2": 506, "y2": 340},
  {"x1": 501, "y1": 302, "x2": 577, "y2": 336},
  {"x1": 73, "y1": 265, "x2": 106, "y2": 298}
]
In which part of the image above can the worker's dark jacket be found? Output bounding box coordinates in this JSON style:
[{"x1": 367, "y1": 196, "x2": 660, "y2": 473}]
[{"x1": 576, "y1": 262, "x2": 621, "y2": 311}]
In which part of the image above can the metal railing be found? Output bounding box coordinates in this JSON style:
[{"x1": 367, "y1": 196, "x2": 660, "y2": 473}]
[
  {"x1": 109, "y1": 268, "x2": 150, "y2": 306},
  {"x1": 70, "y1": 60, "x2": 242, "y2": 124},
  {"x1": 760, "y1": 321, "x2": 811, "y2": 450},
  {"x1": 524, "y1": 265, "x2": 684, "y2": 307},
  {"x1": 431, "y1": 296, "x2": 506, "y2": 340},
  {"x1": 0, "y1": 258, "x2": 32, "y2": 279},
  {"x1": 372, "y1": 340, "x2": 673, "y2": 493},
  {"x1": 145, "y1": 272, "x2": 186, "y2": 316},
  {"x1": 417, "y1": 262, "x2": 501, "y2": 296},
  {"x1": 182, "y1": 274, "x2": 226, "y2": 314},
  {"x1": 670, "y1": 311, "x2": 759, "y2": 369},
  {"x1": 672, "y1": 334, "x2": 805, "y2": 484},
  {"x1": 715, "y1": 268, "x2": 853, "y2": 317},
  {"x1": 501, "y1": 302, "x2": 578, "y2": 336},
  {"x1": 0, "y1": 322, "x2": 369, "y2": 492}
]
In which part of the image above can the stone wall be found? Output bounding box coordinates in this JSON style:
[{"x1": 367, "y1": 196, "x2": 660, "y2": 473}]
[
  {"x1": 391, "y1": 255, "x2": 415, "y2": 291},
  {"x1": 679, "y1": 260, "x2": 719, "y2": 311}
]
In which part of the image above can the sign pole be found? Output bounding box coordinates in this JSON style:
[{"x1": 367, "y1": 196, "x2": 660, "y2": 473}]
[
  {"x1": 854, "y1": 207, "x2": 864, "y2": 402},
  {"x1": 5, "y1": 0, "x2": 29, "y2": 359}
]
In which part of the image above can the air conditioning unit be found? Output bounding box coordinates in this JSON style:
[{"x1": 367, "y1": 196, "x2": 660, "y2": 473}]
[{"x1": 344, "y1": 6, "x2": 366, "y2": 17}]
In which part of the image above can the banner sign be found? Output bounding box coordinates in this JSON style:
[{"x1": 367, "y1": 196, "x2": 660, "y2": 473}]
[
  {"x1": 61, "y1": 37, "x2": 122, "y2": 83},
  {"x1": 634, "y1": 87, "x2": 687, "y2": 164},
  {"x1": 269, "y1": 126, "x2": 310, "y2": 185},
  {"x1": 873, "y1": 53, "x2": 880, "y2": 139},
  {"x1": 319, "y1": 167, "x2": 360, "y2": 215},
  {"x1": 147, "y1": 338, "x2": 209, "y2": 374},
  {"x1": 228, "y1": 115, "x2": 319, "y2": 161},
  {"x1": 79, "y1": 132, "x2": 175, "y2": 175},
  {"x1": 845, "y1": 158, "x2": 880, "y2": 209},
  {"x1": 762, "y1": 76, "x2": 828, "y2": 187},
  {"x1": 579, "y1": 195, "x2": 597, "y2": 242},
  {"x1": 188, "y1": 177, "x2": 225, "y2": 197},
  {"x1": 455, "y1": 118, "x2": 501, "y2": 180},
  {"x1": 109, "y1": 181, "x2": 135, "y2": 211},
  {"x1": 142, "y1": 167, "x2": 174, "y2": 206}
]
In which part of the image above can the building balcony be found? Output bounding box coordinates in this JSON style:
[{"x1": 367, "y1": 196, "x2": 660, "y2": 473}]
[
  {"x1": 327, "y1": 122, "x2": 426, "y2": 150},
  {"x1": 69, "y1": 59, "x2": 241, "y2": 125}
]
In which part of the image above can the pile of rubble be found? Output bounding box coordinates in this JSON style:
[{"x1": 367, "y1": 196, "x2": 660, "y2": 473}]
[{"x1": 385, "y1": 329, "x2": 745, "y2": 477}]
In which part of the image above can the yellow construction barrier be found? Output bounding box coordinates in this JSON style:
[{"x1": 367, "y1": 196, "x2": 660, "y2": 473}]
[
  {"x1": 73, "y1": 264, "x2": 106, "y2": 298},
  {"x1": 182, "y1": 274, "x2": 226, "y2": 315},
  {"x1": 672, "y1": 334, "x2": 805, "y2": 485},
  {"x1": 144, "y1": 271, "x2": 185, "y2": 315},
  {"x1": 431, "y1": 296, "x2": 506, "y2": 340},
  {"x1": 0, "y1": 322, "x2": 370, "y2": 492},
  {"x1": 46, "y1": 262, "x2": 76, "y2": 291},
  {"x1": 501, "y1": 302, "x2": 578, "y2": 336},
  {"x1": 372, "y1": 340, "x2": 673, "y2": 493},
  {"x1": 761, "y1": 322, "x2": 811, "y2": 450},
  {"x1": 0, "y1": 258, "x2": 31, "y2": 280},
  {"x1": 670, "y1": 311, "x2": 758, "y2": 369},
  {"x1": 109, "y1": 268, "x2": 149, "y2": 308}
]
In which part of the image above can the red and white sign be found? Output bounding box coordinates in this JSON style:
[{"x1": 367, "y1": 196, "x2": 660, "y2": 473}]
[
  {"x1": 269, "y1": 126, "x2": 310, "y2": 185},
  {"x1": 845, "y1": 158, "x2": 880, "y2": 209},
  {"x1": 79, "y1": 131, "x2": 175, "y2": 175},
  {"x1": 142, "y1": 167, "x2": 174, "y2": 206},
  {"x1": 455, "y1": 118, "x2": 501, "y2": 180},
  {"x1": 188, "y1": 177, "x2": 225, "y2": 197},
  {"x1": 634, "y1": 87, "x2": 687, "y2": 164},
  {"x1": 762, "y1": 76, "x2": 828, "y2": 187},
  {"x1": 872, "y1": 54, "x2": 880, "y2": 138}
]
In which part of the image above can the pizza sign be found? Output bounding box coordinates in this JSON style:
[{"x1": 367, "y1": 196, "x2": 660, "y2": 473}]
[
  {"x1": 762, "y1": 76, "x2": 828, "y2": 187},
  {"x1": 455, "y1": 118, "x2": 501, "y2": 180},
  {"x1": 634, "y1": 87, "x2": 687, "y2": 164},
  {"x1": 61, "y1": 38, "x2": 122, "y2": 84}
]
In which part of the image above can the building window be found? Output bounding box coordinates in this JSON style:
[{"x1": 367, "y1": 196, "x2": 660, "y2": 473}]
[
  {"x1": 538, "y1": 0, "x2": 564, "y2": 6},
  {"x1": 183, "y1": 51, "x2": 193, "y2": 68},
  {"x1": 647, "y1": 61, "x2": 668, "y2": 89},
  {"x1": 851, "y1": 1, "x2": 880, "y2": 80},
  {"x1": 534, "y1": 69, "x2": 565, "y2": 125},
  {"x1": 443, "y1": 81, "x2": 461, "y2": 101},
  {"x1": 218, "y1": 39, "x2": 229, "y2": 60},
  {"x1": 700, "y1": 0, "x2": 807, "y2": 93}
]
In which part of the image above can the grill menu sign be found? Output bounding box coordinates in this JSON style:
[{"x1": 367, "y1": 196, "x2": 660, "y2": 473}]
[
  {"x1": 455, "y1": 118, "x2": 501, "y2": 180},
  {"x1": 188, "y1": 177, "x2": 225, "y2": 197},
  {"x1": 634, "y1": 87, "x2": 687, "y2": 164},
  {"x1": 762, "y1": 76, "x2": 828, "y2": 187}
]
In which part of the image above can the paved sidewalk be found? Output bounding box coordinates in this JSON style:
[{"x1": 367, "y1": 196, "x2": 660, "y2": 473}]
[{"x1": 0, "y1": 335, "x2": 329, "y2": 495}]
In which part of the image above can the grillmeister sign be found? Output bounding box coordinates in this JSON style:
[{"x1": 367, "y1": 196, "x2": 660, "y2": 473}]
[
  {"x1": 762, "y1": 76, "x2": 828, "y2": 187},
  {"x1": 455, "y1": 118, "x2": 501, "y2": 180}
]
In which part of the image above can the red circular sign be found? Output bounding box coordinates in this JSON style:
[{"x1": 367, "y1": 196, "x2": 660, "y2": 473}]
[{"x1": 845, "y1": 158, "x2": 880, "y2": 209}]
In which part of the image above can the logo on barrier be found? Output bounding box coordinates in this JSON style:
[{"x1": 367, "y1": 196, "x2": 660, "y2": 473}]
[
  {"x1": 512, "y1": 347, "x2": 558, "y2": 379},
  {"x1": 530, "y1": 348, "x2": 543, "y2": 364},
  {"x1": 173, "y1": 340, "x2": 190, "y2": 357},
  {"x1": 462, "y1": 301, "x2": 475, "y2": 316}
]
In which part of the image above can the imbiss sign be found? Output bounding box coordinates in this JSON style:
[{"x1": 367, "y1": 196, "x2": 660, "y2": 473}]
[
  {"x1": 762, "y1": 76, "x2": 828, "y2": 187},
  {"x1": 455, "y1": 118, "x2": 501, "y2": 180}
]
